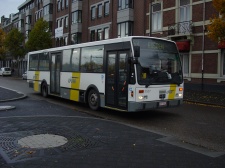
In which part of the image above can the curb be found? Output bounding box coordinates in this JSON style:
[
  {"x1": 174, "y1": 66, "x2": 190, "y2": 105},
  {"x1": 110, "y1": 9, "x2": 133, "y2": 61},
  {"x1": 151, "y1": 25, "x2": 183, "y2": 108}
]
[
  {"x1": 0, "y1": 94, "x2": 27, "y2": 102},
  {"x1": 184, "y1": 100, "x2": 225, "y2": 108},
  {"x1": 0, "y1": 86, "x2": 27, "y2": 102}
]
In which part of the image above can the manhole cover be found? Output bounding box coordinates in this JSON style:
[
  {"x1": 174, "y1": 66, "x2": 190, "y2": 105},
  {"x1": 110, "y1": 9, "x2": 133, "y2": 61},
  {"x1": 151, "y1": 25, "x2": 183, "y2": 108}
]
[
  {"x1": 0, "y1": 129, "x2": 104, "y2": 163},
  {"x1": 18, "y1": 134, "x2": 68, "y2": 149}
]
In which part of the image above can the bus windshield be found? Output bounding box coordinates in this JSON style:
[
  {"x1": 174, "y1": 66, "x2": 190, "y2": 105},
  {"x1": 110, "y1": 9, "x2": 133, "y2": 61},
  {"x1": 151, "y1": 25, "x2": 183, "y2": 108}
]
[{"x1": 133, "y1": 38, "x2": 183, "y2": 87}]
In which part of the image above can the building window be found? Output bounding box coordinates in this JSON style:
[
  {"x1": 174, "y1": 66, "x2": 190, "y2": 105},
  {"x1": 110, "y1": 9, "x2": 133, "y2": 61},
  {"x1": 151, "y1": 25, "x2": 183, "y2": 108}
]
[
  {"x1": 14, "y1": 22, "x2": 19, "y2": 28},
  {"x1": 26, "y1": 15, "x2": 32, "y2": 24},
  {"x1": 43, "y1": 5, "x2": 48, "y2": 15},
  {"x1": 38, "y1": 10, "x2": 42, "y2": 18},
  {"x1": 61, "y1": 18, "x2": 64, "y2": 27},
  {"x1": 104, "y1": 1, "x2": 109, "y2": 16},
  {"x1": 118, "y1": 22, "x2": 133, "y2": 37},
  {"x1": 61, "y1": 0, "x2": 64, "y2": 10},
  {"x1": 97, "y1": 29, "x2": 102, "y2": 40},
  {"x1": 179, "y1": 0, "x2": 190, "y2": 33},
  {"x1": 57, "y1": 19, "x2": 60, "y2": 28},
  {"x1": 91, "y1": 6, "x2": 96, "y2": 20},
  {"x1": 71, "y1": 33, "x2": 82, "y2": 44},
  {"x1": 152, "y1": 3, "x2": 162, "y2": 32},
  {"x1": 90, "y1": 30, "x2": 95, "y2": 41},
  {"x1": 65, "y1": 16, "x2": 68, "y2": 27},
  {"x1": 180, "y1": 53, "x2": 189, "y2": 77},
  {"x1": 72, "y1": 10, "x2": 82, "y2": 24},
  {"x1": 64, "y1": 36, "x2": 68, "y2": 46},
  {"x1": 43, "y1": 4, "x2": 53, "y2": 15},
  {"x1": 19, "y1": 19, "x2": 24, "y2": 28},
  {"x1": 72, "y1": 0, "x2": 80, "y2": 3},
  {"x1": 35, "y1": 13, "x2": 38, "y2": 21},
  {"x1": 104, "y1": 27, "x2": 109, "y2": 39},
  {"x1": 98, "y1": 4, "x2": 102, "y2": 18},
  {"x1": 57, "y1": 1, "x2": 60, "y2": 11},
  {"x1": 65, "y1": 0, "x2": 68, "y2": 8},
  {"x1": 118, "y1": 0, "x2": 133, "y2": 10}
]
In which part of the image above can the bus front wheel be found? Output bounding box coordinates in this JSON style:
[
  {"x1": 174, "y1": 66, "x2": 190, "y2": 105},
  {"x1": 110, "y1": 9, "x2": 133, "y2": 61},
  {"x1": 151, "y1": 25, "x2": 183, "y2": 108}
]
[
  {"x1": 41, "y1": 83, "x2": 48, "y2": 98},
  {"x1": 88, "y1": 89, "x2": 100, "y2": 110}
]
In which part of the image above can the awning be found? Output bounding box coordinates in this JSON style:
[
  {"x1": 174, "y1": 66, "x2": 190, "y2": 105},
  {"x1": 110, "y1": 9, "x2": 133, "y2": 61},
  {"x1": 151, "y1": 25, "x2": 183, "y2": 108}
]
[
  {"x1": 218, "y1": 41, "x2": 225, "y2": 49},
  {"x1": 176, "y1": 41, "x2": 190, "y2": 52}
]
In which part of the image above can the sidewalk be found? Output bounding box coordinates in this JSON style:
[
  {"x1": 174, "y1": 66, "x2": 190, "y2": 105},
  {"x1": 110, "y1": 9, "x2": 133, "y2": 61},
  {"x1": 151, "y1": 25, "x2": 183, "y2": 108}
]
[{"x1": 184, "y1": 89, "x2": 225, "y2": 107}]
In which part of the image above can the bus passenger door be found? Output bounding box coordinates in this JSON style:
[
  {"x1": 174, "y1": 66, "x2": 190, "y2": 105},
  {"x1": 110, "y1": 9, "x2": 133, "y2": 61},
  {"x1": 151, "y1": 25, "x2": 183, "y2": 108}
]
[
  {"x1": 50, "y1": 53, "x2": 61, "y2": 95},
  {"x1": 106, "y1": 51, "x2": 129, "y2": 109}
]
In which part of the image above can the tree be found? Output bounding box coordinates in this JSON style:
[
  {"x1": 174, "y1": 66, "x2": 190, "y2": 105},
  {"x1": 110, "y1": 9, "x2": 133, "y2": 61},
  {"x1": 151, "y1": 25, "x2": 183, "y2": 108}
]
[
  {"x1": 25, "y1": 18, "x2": 52, "y2": 51},
  {"x1": 0, "y1": 28, "x2": 6, "y2": 60},
  {"x1": 207, "y1": 0, "x2": 225, "y2": 42},
  {"x1": 4, "y1": 28, "x2": 25, "y2": 60}
]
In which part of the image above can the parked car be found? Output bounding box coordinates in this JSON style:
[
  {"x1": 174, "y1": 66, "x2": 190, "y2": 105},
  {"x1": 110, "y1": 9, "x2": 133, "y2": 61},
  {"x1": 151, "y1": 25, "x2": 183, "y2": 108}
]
[
  {"x1": 22, "y1": 71, "x2": 27, "y2": 80},
  {"x1": 0, "y1": 67, "x2": 11, "y2": 76}
]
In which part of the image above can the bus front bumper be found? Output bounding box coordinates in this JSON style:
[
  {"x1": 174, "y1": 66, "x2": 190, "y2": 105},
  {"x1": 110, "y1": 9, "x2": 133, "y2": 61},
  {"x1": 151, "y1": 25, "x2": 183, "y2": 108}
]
[{"x1": 128, "y1": 99, "x2": 183, "y2": 112}]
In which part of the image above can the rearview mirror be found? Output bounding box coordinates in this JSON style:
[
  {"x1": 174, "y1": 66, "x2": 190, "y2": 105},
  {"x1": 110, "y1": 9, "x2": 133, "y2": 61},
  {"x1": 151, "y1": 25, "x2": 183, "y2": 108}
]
[
  {"x1": 133, "y1": 46, "x2": 140, "y2": 58},
  {"x1": 128, "y1": 57, "x2": 138, "y2": 64}
]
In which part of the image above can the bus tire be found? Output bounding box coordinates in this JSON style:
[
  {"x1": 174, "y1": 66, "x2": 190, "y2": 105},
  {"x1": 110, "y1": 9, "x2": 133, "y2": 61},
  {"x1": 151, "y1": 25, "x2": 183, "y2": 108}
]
[
  {"x1": 41, "y1": 83, "x2": 48, "y2": 98},
  {"x1": 88, "y1": 89, "x2": 100, "y2": 111}
]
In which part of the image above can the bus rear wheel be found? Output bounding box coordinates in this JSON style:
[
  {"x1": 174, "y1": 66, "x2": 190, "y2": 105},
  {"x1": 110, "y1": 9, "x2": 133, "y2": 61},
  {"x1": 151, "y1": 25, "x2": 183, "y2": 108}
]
[
  {"x1": 88, "y1": 89, "x2": 100, "y2": 110},
  {"x1": 41, "y1": 83, "x2": 48, "y2": 98}
]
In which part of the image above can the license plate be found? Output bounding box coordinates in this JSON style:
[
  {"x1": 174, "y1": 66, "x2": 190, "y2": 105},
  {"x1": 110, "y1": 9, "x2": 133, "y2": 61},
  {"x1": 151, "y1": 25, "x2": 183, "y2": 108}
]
[{"x1": 159, "y1": 102, "x2": 167, "y2": 106}]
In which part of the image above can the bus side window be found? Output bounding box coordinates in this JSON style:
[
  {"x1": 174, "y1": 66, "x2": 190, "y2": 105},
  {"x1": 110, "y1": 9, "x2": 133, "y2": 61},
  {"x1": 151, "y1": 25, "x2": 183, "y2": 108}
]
[
  {"x1": 29, "y1": 54, "x2": 39, "y2": 71},
  {"x1": 81, "y1": 45, "x2": 104, "y2": 73},
  {"x1": 62, "y1": 49, "x2": 80, "y2": 72}
]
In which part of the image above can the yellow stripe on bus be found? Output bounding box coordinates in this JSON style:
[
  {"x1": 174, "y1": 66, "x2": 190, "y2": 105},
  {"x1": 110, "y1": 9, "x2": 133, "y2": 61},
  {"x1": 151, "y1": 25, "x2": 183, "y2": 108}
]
[
  {"x1": 168, "y1": 84, "x2": 176, "y2": 100},
  {"x1": 34, "y1": 71, "x2": 40, "y2": 92},
  {"x1": 70, "y1": 72, "x2": 81, "y2": 101}
]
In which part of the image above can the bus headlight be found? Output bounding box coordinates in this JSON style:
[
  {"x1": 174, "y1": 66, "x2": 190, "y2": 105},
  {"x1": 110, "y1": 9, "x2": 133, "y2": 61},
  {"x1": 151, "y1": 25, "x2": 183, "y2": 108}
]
[
  {"x1": 176, "y1": 93, "x2": 183, "y2": 97},
  {"x1": 138, "y1": 95, "x2": 148, "y2": 100},
  {"x1": 139, "y1": 96, "x2": 144, "y2": 100}
]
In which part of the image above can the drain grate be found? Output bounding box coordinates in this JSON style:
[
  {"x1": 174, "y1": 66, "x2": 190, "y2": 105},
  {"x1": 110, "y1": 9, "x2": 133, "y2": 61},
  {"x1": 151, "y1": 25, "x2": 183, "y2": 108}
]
[{"x1": 0, "y1": 129, "x2": 104, "y2": 163}]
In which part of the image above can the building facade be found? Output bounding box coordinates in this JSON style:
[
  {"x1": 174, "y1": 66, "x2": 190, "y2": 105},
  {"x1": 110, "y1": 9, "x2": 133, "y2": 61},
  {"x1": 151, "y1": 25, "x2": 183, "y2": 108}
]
[{"x1": 1, "y1": 0, "x2": 225, "y2": 88}]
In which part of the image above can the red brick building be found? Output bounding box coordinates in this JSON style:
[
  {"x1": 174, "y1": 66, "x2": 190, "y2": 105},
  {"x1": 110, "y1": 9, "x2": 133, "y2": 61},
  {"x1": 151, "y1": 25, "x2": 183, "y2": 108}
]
[{"x1": 1, "y1": 0, "x2": 225, "y2": 89}]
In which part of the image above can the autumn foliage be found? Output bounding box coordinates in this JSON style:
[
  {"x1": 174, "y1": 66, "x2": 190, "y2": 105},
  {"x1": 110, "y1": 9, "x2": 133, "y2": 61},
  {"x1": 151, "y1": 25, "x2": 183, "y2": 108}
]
[
  {"x1": 207, "y1": 0, "x2": 225, "y2": 42},
  {"x1": 0, "y1": 29, "x2": 6, "y2": 59}
]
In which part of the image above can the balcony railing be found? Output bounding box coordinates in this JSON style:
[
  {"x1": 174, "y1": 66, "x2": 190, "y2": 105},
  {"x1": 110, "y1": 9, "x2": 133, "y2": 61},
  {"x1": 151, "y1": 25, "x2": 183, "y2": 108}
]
[{"x1": 168, "y1": 21, "x2": 193, "y2": 36}]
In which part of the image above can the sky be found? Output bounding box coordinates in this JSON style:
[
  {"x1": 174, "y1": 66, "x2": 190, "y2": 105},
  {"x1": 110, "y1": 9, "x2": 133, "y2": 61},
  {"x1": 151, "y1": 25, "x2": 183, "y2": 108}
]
[{"x1": 0, "y1": 0, "x2": 25, "y2": 23}]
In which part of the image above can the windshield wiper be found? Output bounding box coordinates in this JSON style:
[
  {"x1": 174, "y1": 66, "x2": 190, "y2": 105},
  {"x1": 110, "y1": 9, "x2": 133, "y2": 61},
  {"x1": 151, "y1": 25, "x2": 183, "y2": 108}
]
[
  {"x1": 145, "y1": 78, "x2": 155, "y2": 88},
  {"x1": 171, "y1": 73, "x2": 182, "y2": 86}
]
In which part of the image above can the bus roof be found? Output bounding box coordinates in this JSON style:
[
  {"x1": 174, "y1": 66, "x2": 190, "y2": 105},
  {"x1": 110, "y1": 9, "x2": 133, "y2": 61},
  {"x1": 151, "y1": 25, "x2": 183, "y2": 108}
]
[{"x1": 28, "y1": 36, "x2": 175, "y2": 55}]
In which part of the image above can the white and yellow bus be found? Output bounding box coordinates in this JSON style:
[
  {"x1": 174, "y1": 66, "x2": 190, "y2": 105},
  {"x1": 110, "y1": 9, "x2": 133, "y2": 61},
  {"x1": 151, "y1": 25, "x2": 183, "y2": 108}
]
[{"x1": 27, "y1": 36, "x2": 183, "y2": 112}]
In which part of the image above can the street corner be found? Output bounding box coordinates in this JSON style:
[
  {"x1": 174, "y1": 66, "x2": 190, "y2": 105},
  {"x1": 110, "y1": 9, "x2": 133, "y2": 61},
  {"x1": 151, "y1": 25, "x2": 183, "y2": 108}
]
[{"x1": 0, "y1": 87, "x2": 27, "y2": 102}]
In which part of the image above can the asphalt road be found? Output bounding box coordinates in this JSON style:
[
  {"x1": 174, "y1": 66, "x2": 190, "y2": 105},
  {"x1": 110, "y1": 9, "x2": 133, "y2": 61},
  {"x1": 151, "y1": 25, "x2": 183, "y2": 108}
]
[{"x1": 1, "y1": 76, "x2": 225, "y2": 155}]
